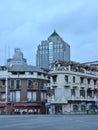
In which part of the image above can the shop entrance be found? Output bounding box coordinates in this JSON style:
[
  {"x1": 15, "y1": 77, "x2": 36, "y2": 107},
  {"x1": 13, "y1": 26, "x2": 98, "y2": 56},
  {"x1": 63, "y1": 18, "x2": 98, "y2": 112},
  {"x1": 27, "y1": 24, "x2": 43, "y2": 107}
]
[{"x1": 55, "y1": 104, "x2": 62, "y2": 114}]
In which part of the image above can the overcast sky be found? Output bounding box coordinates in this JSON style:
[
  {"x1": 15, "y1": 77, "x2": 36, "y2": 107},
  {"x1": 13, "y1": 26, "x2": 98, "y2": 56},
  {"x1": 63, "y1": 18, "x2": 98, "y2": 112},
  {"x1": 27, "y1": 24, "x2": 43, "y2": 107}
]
[{"x1": 0, "y1": 0, "x2": 98, "y2": 65}]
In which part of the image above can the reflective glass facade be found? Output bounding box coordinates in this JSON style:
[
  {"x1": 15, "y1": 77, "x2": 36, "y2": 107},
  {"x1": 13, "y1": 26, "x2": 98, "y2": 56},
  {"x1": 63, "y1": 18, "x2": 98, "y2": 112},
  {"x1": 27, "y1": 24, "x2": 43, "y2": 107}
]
[{"x1": 36, "y1": 31, "x2": 70, "y2": 68}]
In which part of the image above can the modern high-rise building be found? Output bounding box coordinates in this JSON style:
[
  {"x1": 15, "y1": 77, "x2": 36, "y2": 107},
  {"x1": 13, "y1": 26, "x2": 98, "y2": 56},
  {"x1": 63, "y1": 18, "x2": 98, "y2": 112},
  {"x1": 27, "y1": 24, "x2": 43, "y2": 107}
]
[
  {"x1": 6, "y1": 48, "x2": 27, "y2": 66},
  {"x1": 36, "y1": 31, "x2": 70, "y2": 68}
]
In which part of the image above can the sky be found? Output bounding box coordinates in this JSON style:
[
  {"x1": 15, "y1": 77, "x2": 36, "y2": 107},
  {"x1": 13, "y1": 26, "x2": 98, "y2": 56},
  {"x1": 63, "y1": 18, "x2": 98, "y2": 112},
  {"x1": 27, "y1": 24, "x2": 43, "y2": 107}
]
[{"x1": 0, "y1": 0, "x2": 98, "y2": 65}]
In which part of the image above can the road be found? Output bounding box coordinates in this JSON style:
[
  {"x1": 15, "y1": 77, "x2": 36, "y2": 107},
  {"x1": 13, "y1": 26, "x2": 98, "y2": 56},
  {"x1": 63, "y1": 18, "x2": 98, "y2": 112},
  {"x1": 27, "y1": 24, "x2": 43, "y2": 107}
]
[{"x1": 0, "y1": 114, "x2": 98, "y2": 130}]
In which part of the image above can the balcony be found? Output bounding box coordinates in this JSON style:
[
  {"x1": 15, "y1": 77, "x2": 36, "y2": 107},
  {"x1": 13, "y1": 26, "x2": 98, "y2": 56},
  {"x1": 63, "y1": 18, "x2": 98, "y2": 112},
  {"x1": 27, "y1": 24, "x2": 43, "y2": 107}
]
[
  {"x1": 48, "y1": 95, "x2": 98, "y2": 103},
  {"x1": 64, "y1": 82, "x2": 71, "y2": 87},
  {"x1": 88, "y1": 84, "x2": 94, "y2": 89},
  {"x1": 80, "y1": 83, "x2": 87, "y2": 88},
  {"x1": 41, "y1": 86, "x2": 47, "y2": 90},
  {"x1": 67, "y1": 95, "x2": 96, "y2": 101},
  {"x1": 50, "y1": 82, "x2": 58, "y2": 88},
  {"x1": 43, "y1": 83, "x2": 50, "y2": 88},
  {"x1": 94, "y1": 85, "x2": 98, "y2": 89},
  {"x1": 72, "y1": 83, "x2": 79, "y2": 88}
]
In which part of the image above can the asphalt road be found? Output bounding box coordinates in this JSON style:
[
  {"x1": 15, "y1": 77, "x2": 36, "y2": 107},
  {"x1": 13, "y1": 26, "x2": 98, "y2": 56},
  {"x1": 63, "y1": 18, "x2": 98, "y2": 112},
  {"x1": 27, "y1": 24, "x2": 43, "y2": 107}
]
[{"x1": 0, "y1": 114, "x2": 98, "y2": 130}]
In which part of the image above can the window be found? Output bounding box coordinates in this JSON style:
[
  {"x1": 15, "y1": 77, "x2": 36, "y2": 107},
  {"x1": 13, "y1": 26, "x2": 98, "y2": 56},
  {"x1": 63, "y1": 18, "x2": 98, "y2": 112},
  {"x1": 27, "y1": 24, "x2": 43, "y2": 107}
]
[
  {"x1": 27, "y1": 92, "x2": 37, "y2": 101},
  {"x1": 10, "y1": 92, "x2": 15, "y2": 102},
  {"x1": 33, "y1": 92, "x2": 36, "y2": 101},
  {"x1": 41, "y1": 92, "x2": 46, "y2": 100},
  {"x1": 94, "y1": 80, "x2": 96, "y2": 85},
  {"x1": 71, "y1": 89, "x2": 75, "y2": 96},
  {"x1": 87, "y1": 89, "x2": 92, "y2": 97},
  {"x1": 55, "y1": 88, "x2": 61, "y2": 98},
  {"x1": 52, "y1": 75, "x2": 57, "y2": 82},
  {"x1": 87, "y1": 79, "x2": 90, "y2": 84},
  {"x1": 16, "y1": 79, "x2": 20, "y2": 89},
  {"x1": 89, "y1": 105, "x2": 97, "y2": 112},
  {"x1": 73, "y1": 105, "x2": 78, "y2": 112},
  {"x1": 65, "y1": 88, "x2": 71, "y2": 97},
  {"x1": 80, "y1": 90, "x2": 85, "y2": 97},
  {"x1": 73, "y1": 76, "x2": 75, "y2": 83},
  {"x1": 27, "y1": 92, "x2": 32, "y2": 101},
  {"x1": 33, "y1": 81, "x2": 38, "y2": 89},
  {"x1": 38, "y1": 73, "x2": 41, "y2": 76},
  {"x1": 81, "y1": 105, "x2": 86, "y2": 112},
  {"x1": 10, "y1": 79, "x2": 14, "y2": 88},
  {"x1": 27, "y1": 80, "x2": 32, "y2": 88},
  {"x1": 41, "y1": 92, "x2": 44, "y2": 100},
  {"x1": 80, "y1": 77, "x2": 84, "y2": 84},
  {"x1": 49, "y1": 42, "x2": 53, "y2": 64},
  {"x1": 16, "y1": 91, "x2": 20, "y2": 102},
  {"x1": 1, "y1": 92, "x2": 6, "y2": 99},
  {"x1": 71, "y1": 88, "x2": 79, "y2": 97},
  {"x1": 1, "y1": 80, "x2": 5, "y2": 86},
  {"x1": 65, "y1": 76, "x2": 68, "y2": 83}
]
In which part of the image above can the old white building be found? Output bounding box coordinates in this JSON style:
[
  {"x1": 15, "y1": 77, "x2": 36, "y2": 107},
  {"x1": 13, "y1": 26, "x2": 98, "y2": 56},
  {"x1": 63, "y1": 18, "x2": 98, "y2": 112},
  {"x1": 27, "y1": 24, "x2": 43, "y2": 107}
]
[{"x1": 48, "y1": 60, "x2": 98, "y2": 114}]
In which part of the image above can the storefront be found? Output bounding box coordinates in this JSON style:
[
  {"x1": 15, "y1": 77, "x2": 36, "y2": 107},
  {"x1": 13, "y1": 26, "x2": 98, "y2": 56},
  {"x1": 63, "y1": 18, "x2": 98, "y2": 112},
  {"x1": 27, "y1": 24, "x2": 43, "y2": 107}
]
[{"x1": 0, "y1": 102, "x2": 46, "y2": 115}]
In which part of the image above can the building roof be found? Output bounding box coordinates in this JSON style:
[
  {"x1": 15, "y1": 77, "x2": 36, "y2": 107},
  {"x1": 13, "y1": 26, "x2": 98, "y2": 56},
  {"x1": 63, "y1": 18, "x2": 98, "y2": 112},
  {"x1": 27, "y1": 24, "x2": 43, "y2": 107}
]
[
  {"x1": 49, "y1": 30, "x2": 60, "y2": 38},
  {"x1": 8, "y1": 65, "x2": 47, "y2": 73},
  {"x1": 83, "y1": 61, "x2": 98, "y2": 65},
  {"x1": 50, "y1": 60, "x2": 98, "y2": 71}
]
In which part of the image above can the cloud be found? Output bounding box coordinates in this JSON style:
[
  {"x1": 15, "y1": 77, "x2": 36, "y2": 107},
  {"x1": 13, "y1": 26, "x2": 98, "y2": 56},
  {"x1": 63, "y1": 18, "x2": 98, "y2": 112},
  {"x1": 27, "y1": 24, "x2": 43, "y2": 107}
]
[{"x1": 0, "y1": 0, "x2": 98, "y2": 65}]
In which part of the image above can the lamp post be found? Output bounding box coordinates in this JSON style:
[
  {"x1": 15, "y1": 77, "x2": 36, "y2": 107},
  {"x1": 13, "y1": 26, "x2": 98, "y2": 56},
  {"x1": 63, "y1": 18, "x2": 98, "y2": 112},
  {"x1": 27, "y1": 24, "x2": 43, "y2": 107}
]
[
  {"x1": 5, "y1": 76, "x2": 8, "y2": 114},
  {"x1": 5, "y1": 76, "x2": 8, "y2": 105}
]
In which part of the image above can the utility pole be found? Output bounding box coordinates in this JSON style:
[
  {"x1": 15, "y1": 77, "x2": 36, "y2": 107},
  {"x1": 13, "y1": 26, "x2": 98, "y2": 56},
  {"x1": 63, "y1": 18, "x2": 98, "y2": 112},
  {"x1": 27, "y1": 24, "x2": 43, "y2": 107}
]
[
  {"x1": 5, "y1": 76, "x2": 8, "y2": 114},
  {"x1": 5, "y1": 76, "x2": 8, "y2": 105}
]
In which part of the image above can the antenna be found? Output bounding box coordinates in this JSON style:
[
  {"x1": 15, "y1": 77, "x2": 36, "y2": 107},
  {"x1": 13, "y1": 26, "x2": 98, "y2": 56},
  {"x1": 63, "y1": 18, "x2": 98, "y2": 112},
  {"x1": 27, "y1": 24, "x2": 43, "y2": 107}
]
[
  {"x1": 4, "y1": 44, "x2": 10, "y2": 65},
  {"x1": 4, "y1": 45, "x2": 7, "y2": 65},
  {"x1": 8, "y1": 45, "x2": 10, "y2": 58}
]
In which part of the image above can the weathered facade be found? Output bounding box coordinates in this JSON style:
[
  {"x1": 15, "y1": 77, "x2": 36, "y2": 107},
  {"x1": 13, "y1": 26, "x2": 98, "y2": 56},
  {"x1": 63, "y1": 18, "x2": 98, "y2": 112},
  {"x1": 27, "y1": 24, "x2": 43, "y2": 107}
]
[
  {"x1": 48, "y1": 60, "x2": 98, "y2": 114},
  {"x1": 0, "y1": 65, "x2": 49, "y2": 114}
]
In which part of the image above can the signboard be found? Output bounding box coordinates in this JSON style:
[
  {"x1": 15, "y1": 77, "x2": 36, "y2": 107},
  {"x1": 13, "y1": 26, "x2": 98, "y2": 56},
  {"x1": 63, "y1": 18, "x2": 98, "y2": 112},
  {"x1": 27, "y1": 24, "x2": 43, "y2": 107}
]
[
  {"x1": 95, "y1": 100, "x2": 98, "y2": 106},
  {"x1": 45, "y1": 102, "x2": 51, "y2": 106},
  {"x1": 81, "y1": 102, "x2": 86, "y2": 105}
]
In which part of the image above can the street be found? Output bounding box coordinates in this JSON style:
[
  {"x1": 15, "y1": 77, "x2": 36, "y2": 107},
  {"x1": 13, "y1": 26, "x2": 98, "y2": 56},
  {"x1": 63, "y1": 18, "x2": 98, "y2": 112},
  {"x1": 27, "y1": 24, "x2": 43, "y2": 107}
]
[{"x1": 0, "y1": 114, "x2": 98, "y2": 130}]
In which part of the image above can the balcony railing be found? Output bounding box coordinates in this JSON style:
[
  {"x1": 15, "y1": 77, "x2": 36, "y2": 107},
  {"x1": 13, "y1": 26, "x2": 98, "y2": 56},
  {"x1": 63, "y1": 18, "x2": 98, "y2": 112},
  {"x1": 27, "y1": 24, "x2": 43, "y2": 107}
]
[
  {"x1": 94, "y1": 85, "x2": 98, "y2": 89},
  {"x1": 80, "y1": 83, "x2": 87, "y2": 88},
  {"x1": 50, "y1": 82, "x2": 58, "y2": 87},
  {"x1": 88, "y1": 84, "x2": 94, "y2": 89},
  {"x1": 67, "y1": 95, "x2": 97, "y2": 101},
  {"x1": 72, "y1": 83, "x2": 79, "y2": 87},
  {"x1": 64, "y1": 82, "x2": 71, "y2": 87}
]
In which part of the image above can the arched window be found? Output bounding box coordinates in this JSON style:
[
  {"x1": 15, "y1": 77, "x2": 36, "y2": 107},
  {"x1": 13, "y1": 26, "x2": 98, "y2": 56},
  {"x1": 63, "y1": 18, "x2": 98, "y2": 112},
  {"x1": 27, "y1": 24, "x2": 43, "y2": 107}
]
[
  {"x1": 89, "y1": 105, "x2": 97, "y2": 112},
  {"x1": 73, "y1": 105, "x2": 78, "y2": 112}
]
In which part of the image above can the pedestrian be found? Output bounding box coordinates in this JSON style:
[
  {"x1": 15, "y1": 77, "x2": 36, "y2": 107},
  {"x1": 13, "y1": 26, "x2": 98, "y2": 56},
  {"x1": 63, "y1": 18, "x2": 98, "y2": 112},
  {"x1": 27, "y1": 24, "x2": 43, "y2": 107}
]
[
  {"x1": 86, "y1": 106, "x2": 89, "y2": 114},
  {"x1": 95, "y1": 109, "x2": 97, "y2": 114}
]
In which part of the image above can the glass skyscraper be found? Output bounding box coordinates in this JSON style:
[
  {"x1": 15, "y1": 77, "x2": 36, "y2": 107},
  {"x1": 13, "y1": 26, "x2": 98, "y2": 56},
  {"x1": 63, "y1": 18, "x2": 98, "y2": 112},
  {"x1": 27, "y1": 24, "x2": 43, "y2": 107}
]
[{"x1": 36, "y1": 31, "x2": 70, "y2": 68}]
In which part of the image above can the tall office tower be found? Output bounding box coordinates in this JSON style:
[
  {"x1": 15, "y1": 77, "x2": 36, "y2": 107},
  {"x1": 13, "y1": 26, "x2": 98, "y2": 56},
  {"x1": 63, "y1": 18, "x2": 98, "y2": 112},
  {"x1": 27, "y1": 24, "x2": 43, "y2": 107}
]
[
  {"x1": 7, "y1": 48, "x2": 27, "y2": 66},
  {"x1": 36, "y1": 31, "x2": 70, "y2": 68}
]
